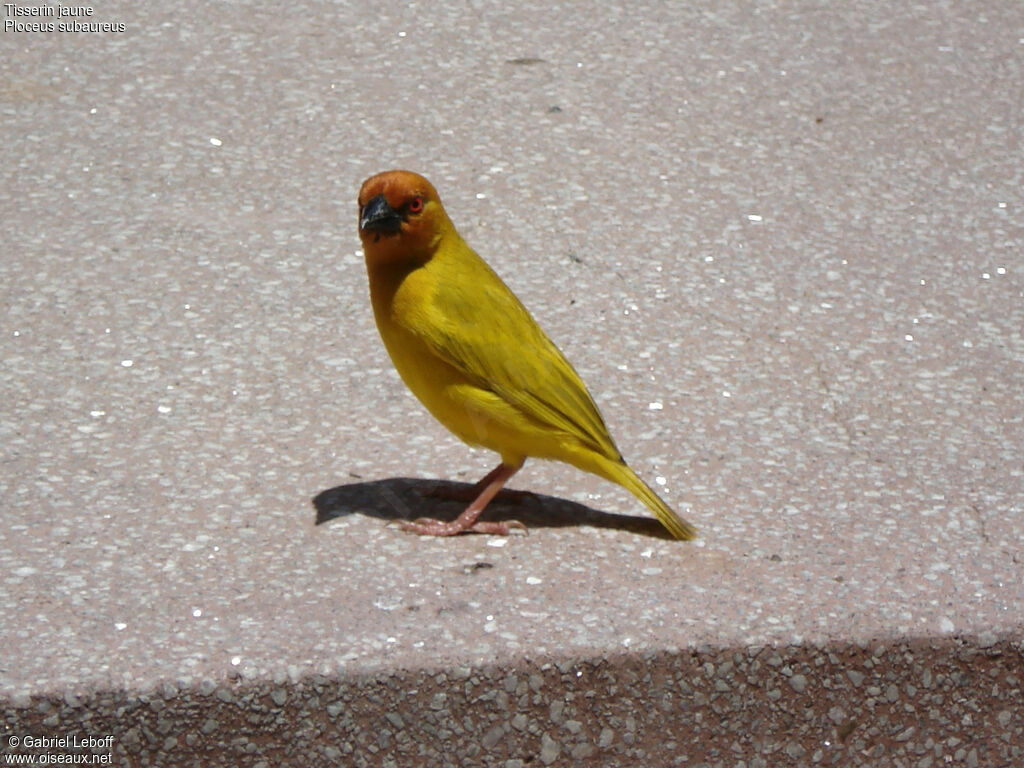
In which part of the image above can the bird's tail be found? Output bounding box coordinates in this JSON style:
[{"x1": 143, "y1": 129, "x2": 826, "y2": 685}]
[{"x1": 591, "y1": 456, "x2": 698, "y2": 540}]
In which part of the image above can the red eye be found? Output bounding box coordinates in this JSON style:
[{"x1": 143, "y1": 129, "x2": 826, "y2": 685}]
[{"x1": 408, "y1": 197, "x2": 424, "y2": 214}]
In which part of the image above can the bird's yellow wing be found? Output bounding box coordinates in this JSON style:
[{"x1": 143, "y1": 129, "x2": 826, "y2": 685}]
[{"x1": 414, "y1": 242, "x2": 622, "y2": 462}]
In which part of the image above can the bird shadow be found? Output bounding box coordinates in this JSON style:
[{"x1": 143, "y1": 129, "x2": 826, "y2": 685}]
[{"x1": 312, "y1": 477, "x2": 674, "y2": 540}]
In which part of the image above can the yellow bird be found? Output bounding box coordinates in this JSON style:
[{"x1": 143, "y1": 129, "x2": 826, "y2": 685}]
[{"x1": 357, "y1": 170, "x2": 697, "y2": 540}]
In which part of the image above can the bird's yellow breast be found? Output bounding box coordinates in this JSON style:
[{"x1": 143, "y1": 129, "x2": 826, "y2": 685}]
[{"x1": 367, "y1": 260, "x2": 571, "y2": 466}]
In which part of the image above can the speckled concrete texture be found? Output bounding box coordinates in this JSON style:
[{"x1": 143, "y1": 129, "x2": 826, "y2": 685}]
[
  {"x1": 2, "y1": 0, "x2": 1022, "y2": 765},
  {"x1": 6, "y1": 640, "x2": 1022, "y2": 766}
]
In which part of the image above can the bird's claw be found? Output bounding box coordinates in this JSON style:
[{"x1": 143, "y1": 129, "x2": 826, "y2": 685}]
[{"x1": 395, "y1": 517, "x2": 528, "y2": 537}]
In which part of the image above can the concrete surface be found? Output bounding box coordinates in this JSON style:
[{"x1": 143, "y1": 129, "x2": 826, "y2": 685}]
[{"x1": 2, "y1": 0, "x2": 1022, "y2": 765}]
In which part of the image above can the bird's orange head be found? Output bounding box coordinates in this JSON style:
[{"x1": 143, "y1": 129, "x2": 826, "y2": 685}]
[{"x1": 358, "y1": 170, "x2": 452, "y2": 266}]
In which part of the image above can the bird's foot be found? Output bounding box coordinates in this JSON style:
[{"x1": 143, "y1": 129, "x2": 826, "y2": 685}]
[{"x1": 397, "y1": 517, "x2": 528, "y2": 537}]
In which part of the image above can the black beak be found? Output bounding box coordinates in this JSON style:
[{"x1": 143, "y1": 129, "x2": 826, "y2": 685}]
[{"x1": 359, "y1": 194, "x2": 402, "y2": 235}]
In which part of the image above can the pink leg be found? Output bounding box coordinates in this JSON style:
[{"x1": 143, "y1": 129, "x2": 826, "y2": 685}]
[
  {"x1": 417, "y1": 465, "x2": 535, "y2": 505},
  {"x1": 400, "y1": 462, "x2": 526, "y2": 536}
]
